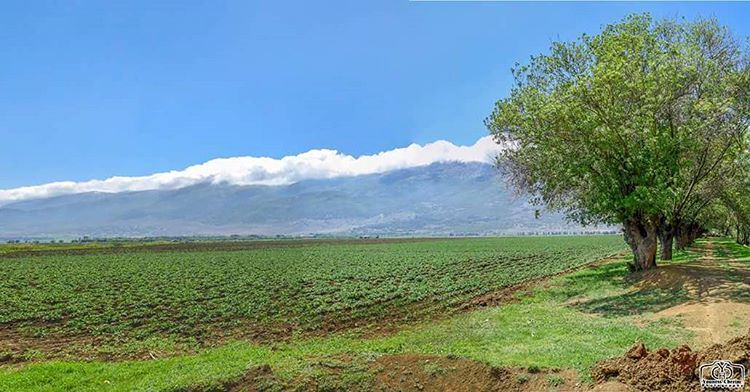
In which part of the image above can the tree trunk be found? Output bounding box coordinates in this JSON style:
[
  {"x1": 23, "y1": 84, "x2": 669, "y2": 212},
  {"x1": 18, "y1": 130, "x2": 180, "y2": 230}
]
[
  {"x1": 688, "y1": 224, "x2": 703, "y2": 245},
  {"x1": 676, "y1": 224, "x2": 693, "y2": 250},
  {"x1": 676, "y1": 231, "x2": 690, "y2": 250},
  {"x1": 657, "y1": 219, "x2": 675, "y2": 261},
  {"x1": 623, "y1": 219, "x2": 658, "y2": 271},
  {"x1": 659, "y1": 230, "x2": 674, "y2": 261},
  {"x1": 740, "y1": 225, "x2": 750, "y2": 246},
  {"x1": 675, "y1": 222, "x2": 700, "y2": 250}
]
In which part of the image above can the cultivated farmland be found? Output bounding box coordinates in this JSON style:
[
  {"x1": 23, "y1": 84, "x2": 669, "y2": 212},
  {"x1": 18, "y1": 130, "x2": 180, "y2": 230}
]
[{"x1": 0, "y1": 236, "x2": 624, "y2": 359}]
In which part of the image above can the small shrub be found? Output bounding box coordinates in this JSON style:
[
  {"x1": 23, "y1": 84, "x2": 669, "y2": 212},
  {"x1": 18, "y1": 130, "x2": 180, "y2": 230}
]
[
  {"x1": 515, "y1": 373, "x2": 530, "y2": 384},
  {"x1": 546, "y1": 374, "x2": 565, "y2": 387},
  {"x1": 423, "y1": 362, "x2": 447, "y2": 376}
]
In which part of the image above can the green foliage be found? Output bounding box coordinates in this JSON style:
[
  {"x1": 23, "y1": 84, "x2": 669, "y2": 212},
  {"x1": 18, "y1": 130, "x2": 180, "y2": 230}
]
[
  {"x1": 709, "y1": 147, "x2": 750, "y2": 244},
  {"x1": 546, "y1": 374, "x2": 565, "y2": 387},
  {"x1": 0, "y1": 236, "x2": 624, "y2": 355},
  {"x1": 486, "y1": 14, "x2": 750, "y2": 227}
]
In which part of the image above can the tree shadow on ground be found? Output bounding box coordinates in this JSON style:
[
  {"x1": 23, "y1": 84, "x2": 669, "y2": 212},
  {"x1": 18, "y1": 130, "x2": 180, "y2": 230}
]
[
  {"x1": 544, "y1": 247, "x2": 697, "y2": 303},
  {"x1": 541, "y1": 260, "x2": 694, "y2": 316},
  {"x1": 572, "y1": 288, "x2": 691, "y2": 317},
  {"x1": 562, "y1": 240, "x2": 750, "y2": 318},
  {"x1": 720, "y1": 287, "x2": 750, "y2": 302},
  {"x1": 542, "y1": 262, "x2": 631, "y2": 302}
]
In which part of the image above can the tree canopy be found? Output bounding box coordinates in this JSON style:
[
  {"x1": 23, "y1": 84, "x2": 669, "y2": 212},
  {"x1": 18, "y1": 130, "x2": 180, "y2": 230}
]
[{"x1": 486, "y1": 14, "x2": 750, "y2": 270}]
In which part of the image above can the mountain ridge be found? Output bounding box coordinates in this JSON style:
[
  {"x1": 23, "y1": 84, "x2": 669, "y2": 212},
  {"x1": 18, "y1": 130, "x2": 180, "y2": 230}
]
[{"x1": 0, "y1": 162, "x2": 604, "y2": 239}]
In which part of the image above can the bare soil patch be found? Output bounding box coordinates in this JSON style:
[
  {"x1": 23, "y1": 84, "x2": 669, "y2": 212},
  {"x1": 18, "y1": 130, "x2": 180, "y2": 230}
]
[
  {"x1": 592, "y1": 333, "x2": 750, "y2": 391},
  {"x1": 656, "y1": 301, "x2": 750, "y2": 347},
  {"x1": 588, "y1": 381, "x2": 635, "y2": 391},
  {"x1": 372, "y1": 354, "x2": 583, "y2": 392},
  {"x1": 220, "y1": 365, "x2": 276, "y2": 392}
]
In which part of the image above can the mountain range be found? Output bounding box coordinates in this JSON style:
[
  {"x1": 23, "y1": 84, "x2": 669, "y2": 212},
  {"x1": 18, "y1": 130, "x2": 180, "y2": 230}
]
[{"x1": 0, "y1": 162, "x2": 604, "y2": 239}]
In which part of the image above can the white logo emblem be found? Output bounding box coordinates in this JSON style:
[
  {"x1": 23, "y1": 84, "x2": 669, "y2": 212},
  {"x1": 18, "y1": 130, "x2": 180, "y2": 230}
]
[{"x1": 699, "y1": 360, "x2": 746, "y2": 389}]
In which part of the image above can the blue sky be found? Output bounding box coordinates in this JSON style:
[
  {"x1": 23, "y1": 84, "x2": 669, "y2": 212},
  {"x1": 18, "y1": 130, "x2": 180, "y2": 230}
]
[{"x1": 1, "y1": 1, "x2": 749, "y2": 189}]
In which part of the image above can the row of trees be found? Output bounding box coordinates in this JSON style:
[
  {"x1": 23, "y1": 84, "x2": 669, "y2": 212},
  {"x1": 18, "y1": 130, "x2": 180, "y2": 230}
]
[{"x1": 486, "y1": 14, "x2": 750, "y2": 271}]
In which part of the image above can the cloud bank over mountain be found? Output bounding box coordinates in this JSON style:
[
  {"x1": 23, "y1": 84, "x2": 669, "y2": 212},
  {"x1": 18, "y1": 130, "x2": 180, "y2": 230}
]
[
  {"x1": 0, "y1": 162, "x2": 602, "y2": 239},
  {"x1": 0, "y1": 136, "x2": 501, "y2": 205}
]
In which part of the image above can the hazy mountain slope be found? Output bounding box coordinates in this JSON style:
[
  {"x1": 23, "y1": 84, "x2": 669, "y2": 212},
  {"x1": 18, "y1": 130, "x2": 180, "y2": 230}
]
[{"x1": 0, "y1": 162, "x2": 594, "y2": 238}]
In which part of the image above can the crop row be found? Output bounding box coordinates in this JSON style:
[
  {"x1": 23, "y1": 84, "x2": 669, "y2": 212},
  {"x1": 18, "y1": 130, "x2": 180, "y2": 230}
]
[{"x1": 0, "y1": 236, "x2": 624, "y2": 349}]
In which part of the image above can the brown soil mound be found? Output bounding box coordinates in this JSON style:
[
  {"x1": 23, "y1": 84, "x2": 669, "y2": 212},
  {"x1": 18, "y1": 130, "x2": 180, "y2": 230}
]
[
  {"x1": 372, "y1": 354, "x2": 508, "y2": 392},
  {"x1": 372, "y1": 354, "x2": 579, "y2": 391},
  {"x1": 223, "y1": 365, "x2": 276, "y2": 392},
  {"x1": 592, "y1": 334, "x2": 750, "y2": 391},
  {"x1": 700, "y1": 333, "x2": 750, "y2": 369}
]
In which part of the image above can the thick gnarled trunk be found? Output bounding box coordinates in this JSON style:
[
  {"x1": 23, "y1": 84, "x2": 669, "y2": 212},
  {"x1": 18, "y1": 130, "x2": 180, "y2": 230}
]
[{"x1": 623, "y1": 219, "x2": 658, "y2": 271}]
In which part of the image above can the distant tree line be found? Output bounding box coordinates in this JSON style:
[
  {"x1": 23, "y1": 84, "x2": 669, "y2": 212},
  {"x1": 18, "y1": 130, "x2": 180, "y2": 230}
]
[{"x1": 487, "y1": 14, "x2": 750, "y2": 271}]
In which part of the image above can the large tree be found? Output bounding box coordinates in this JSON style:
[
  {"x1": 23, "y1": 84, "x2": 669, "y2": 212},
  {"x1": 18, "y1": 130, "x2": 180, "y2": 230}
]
[{"x1": 486, "y1": 14, "x2": 749, "y2": 271}]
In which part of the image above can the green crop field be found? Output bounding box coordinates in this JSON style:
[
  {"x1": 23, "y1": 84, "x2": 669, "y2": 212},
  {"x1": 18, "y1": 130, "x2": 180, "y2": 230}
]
[{"x1": 0, "y1": 236, "x2": 624, "y2": 360}]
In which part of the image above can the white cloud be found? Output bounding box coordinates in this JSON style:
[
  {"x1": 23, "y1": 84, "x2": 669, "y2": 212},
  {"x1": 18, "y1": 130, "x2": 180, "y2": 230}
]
[{"x1": 0, "y1": 136, "x2": 501, "y2": 205}]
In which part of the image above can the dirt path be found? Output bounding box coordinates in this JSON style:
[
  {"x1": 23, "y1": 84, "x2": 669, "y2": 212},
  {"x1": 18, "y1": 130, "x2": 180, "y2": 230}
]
[{"x1": 638, "y1": 239, "x2": 750, "y2": 348}]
